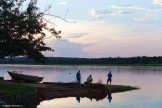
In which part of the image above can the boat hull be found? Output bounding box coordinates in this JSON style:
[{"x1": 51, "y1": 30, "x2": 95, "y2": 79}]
[{"x1": 8, "y1": 71, "x2": 43, "y2": 83}]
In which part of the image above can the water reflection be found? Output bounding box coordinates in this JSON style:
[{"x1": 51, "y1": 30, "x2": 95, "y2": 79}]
[
  {"x1": 76, "y1": 96, "x2": 80, "y2": 103},
  {"x1": 0, "y1": 91, "x2": 37, "y2": 108},
  {"x1": 107, "y1": 93, "x2": 112, "y2": 103},
  {"x1": 1, "y1": 65, "x2": 162, "y2": 83},
  {"x1": 0, "y1": 86, "x2": 109, "y2": 107},
  {"x1": 36, "y1": 84, "x2": 108, "y2": 104},
  {"x1": 0, "y1": 65, "x2": 162, "y2": 108}
]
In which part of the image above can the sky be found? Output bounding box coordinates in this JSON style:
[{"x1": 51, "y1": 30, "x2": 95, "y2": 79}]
[{"x1": 36, "y1": 0, "x2": 162, "y2": 58}]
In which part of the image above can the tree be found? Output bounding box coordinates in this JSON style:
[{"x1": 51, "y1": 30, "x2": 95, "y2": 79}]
[{"x1": 0, "y1": 0, "x2": 61, "y2": 62}]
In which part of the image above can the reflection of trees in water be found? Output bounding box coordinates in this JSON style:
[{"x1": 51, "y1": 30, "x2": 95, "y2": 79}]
[{"x1": 0, "y1": 92, "x2": 37, "y2": 108}]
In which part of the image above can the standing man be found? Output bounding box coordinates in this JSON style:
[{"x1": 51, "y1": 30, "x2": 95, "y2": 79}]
[
  {"x1": 107, "y1": 71, "x2": 112, "y2": 85},
  {"x1": 76, "y1": 70, "x2": 81, "y2": 83}
]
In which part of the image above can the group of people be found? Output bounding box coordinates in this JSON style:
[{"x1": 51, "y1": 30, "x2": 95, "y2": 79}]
[
  {"x1": 76, "y1": 70, "x2": 93, "y2": 84},
  {"x1": 76, "y1": 70, "x2": 113, "y2": 85},
  {"x1": 76, "y1": 70, "x2": 113, "y2": 102}
]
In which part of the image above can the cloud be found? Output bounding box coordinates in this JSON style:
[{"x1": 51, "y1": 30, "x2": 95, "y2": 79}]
[
  {"x1": 51, "y1": 40, "x2": 91, "y2": 57},
  {"x1": 109, "y1": 5, "x2": 161, "y2": 11},
  {"x1": 134, "y1": 17, "x2": 148, "y2": 22},
  {"x1": 44, "y1": 19, "x2": 162, "y2": 58},
  {"x1": 110, "y1": 5, "x2": 140, "y2": 9},
  {"x1": 153, "y1": 0, "x2": 162, "y2": 6},
  {"x1": 89, "y1": 9, "x2": 130, "y2": 19},
  {"x1": 110, "y1": 11, "x2": 130, "y2": 16},
  {"x1": 81, "y1": 23, "x2": 162, "y2": 57},
  {"x1": 58, "y1": 2, "x2": 67, "y2": 5},
  {"x1": 68, "y1": 33, "x2": 91, "y2": 38},
  {"x1": 134, "y1": 14, "x2": 159, "y2": 22},
  {"x1": 89, "y1": 9, "x2": 100, "y2": 16},
  {"x1": 89, "y1": 9, "x2": 103, "y2": 20}
]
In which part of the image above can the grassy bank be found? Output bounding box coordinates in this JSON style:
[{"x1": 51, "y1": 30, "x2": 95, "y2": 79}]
[
  {"x1": 0, "y1": 80, "x2": 139, "y2": 96},
  {"x1": 0, "y1": 81, "x2": 34, "y2": 95}
]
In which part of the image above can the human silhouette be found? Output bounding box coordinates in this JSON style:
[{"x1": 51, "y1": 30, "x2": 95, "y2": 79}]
[
  {"x1": 107, "y1": 93, "x2": 112, "y2": 103},
  {"x1": 76, "y1": 96, "x2": 80, "y2": 103},
  {"x1": 107, "y1": 71, "x2": 112, "y2": 85},
  {"x1": 85, "y1": 75, "x2": 93, "y2": 84},
  {"x1": 76, "y1": 70, "x2": 81, "y2": 83}
]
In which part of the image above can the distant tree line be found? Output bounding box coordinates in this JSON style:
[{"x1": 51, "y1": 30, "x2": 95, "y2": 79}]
[{"x1": 0, "y1": 56, "x2": 162, "y2": 65}]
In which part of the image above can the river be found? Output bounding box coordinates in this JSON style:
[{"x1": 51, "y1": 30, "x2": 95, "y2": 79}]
[{"x1": 0, "y1": 65, "x2": 162, "y2": 108}]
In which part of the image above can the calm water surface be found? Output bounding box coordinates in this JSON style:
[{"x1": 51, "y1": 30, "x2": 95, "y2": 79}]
[{"x1": 0, "y1": 65, "x2": 162, "y2": 108}]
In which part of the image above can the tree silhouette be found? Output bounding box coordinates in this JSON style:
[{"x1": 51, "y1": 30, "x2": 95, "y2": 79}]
[{"x1": 0, "y1": 0, "x2": 61, "y2": 62}]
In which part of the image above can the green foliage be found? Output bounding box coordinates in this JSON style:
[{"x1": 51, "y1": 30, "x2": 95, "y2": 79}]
[
  {"x1": 0, "y1": 0, "x2": 61, "y2": 62},
  {"x1": 0, "y1": 82, "x2": 34, "y2": 95}
]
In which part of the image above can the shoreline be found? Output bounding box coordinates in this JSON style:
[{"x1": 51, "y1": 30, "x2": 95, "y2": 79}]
[
  {"x1": 1, "y1": 56, "x2": 162, "y2": 66},
  {"x1": 0, "y1": 80, "x2": 139, "y2": 97},
  {"x1": 0, "y1": 64, "x2": 162, "y2": 66},
  {"x1": 0, "y1": 80, "x2": 139, "y2": 106},
  {"x1": 29, "y1": 82, "x2": 139, "y2": 102}
]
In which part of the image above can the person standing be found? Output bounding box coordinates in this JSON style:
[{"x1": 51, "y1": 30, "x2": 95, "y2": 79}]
[
  {"x1": 76, "y1": 70, "x2": 81, "y2": 83},
  {"x1": 107, "y1": 71, "x2": 112, "y2": 85}
]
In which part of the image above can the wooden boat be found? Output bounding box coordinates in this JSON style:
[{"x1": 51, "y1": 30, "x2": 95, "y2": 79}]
[{"x1": 7, "y1": 71, "x2": 43, "y2": 83}]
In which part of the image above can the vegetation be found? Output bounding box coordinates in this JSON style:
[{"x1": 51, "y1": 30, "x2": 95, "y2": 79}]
[
  {"x1": 0, "y1": 56, "x2": 162, "y2": 65},
  {"x1": 0, "y1": 80, "x2": 138, "y2": 97},
  {"x1": 0, "y1": 81, "x2": 34, "y2": 95},
  {"x1": 0, "y1": 0, "x2": 61, "y2": 62}
]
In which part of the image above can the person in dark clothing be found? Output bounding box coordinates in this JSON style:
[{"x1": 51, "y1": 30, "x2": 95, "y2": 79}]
[
  {"x1": 107, "y1": 93, "x2": 112, "y2": 103},
  {"x1": 76, "y1": 70, "x2": 81, "y2": 83},
  {"x1": 76, "y1": 96, "x2": 80, "y2": 103},
  {"x1": 107, "y1": 71, "x2": 112, "y2": 85}
]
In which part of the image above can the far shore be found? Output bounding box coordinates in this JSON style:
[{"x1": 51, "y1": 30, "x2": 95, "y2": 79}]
[
  {"x1": 0, "y1": 63, "x2": 162, "y2": 66},
  {"x1": 0, "y1": 56, "x2": 162, "y2": 66}
]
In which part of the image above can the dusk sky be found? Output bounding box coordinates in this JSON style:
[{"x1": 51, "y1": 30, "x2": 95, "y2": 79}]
[{"x1": 37, "y1": 0, "x2": 162, "y2": 58}]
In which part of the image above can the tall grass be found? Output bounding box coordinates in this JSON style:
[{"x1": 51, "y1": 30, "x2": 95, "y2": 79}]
[{"x1": 0, "y1": 82, "x2": 34, "y2": 95}]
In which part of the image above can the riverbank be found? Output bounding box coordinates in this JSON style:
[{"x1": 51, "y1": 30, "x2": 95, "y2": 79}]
[
  {"x1": 0, "y1": 81, "x2": 34, "y2": 95},
  {"x1": 0, "y1": 81, "x2": 138, "y2": 96},
  {"x1": 0, "y1": 80, "x2": 138, "y2": 106},
  {"x1": 25, "y1": 82, "x2": 138, "y2": 101},
  {"x1": 0, "y1": 81, "x2": 37, "y2": 107}
]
